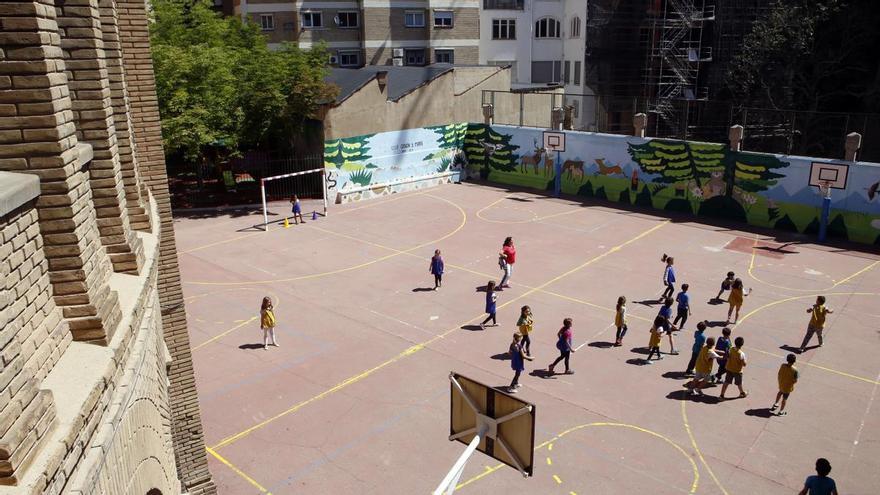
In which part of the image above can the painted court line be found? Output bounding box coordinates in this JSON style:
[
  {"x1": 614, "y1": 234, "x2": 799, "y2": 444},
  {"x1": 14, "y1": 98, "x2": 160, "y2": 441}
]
[
  {"x1": 192, "y1": 316, "x2": 257, "y2": 351},
  {"x1": 210, "y1": 221, "x2": 667, "y2": 451},
  {"x1": 206, "y1": 446, "x2": 272, "y2": 494}
]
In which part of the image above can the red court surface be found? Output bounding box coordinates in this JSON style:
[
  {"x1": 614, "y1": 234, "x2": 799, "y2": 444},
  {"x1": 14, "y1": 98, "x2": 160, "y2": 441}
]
[{"x1": 175, "y1": 183, "x2": 880, "y2": 494}]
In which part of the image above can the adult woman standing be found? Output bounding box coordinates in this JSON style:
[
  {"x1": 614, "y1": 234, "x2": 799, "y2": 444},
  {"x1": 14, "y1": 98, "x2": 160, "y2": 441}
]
[
  {"x1": 499, "y1": 237, "x2": 516, "y2": 289},
  {"x1": 260, "y1": 296, "x2": 278, "y2": 350}
]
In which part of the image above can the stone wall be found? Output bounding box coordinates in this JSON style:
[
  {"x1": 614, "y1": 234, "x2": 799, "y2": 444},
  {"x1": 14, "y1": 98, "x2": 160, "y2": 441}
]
[{"x1": 0, "y1": 0, "x2": 214, "y2": 492}]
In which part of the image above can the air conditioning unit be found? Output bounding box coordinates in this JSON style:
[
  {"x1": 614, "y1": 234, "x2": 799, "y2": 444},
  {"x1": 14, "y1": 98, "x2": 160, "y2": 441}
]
[
  {"x1": 392, "y1": 58, "x2": 404, "y2": 66},
  {"x1": 328, "y1": 55, "x2": 339, "y2": 65},
  {"x1": 392, "y1": 48, "x2": 404, "y2": 58}
]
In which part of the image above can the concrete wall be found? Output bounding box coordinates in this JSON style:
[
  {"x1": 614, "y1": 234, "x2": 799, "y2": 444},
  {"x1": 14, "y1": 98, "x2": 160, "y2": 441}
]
[
  {"x1": 0, "y1": 0, "x2": 214, "y2": 493},
  {"x1": 325, "y1": 65, "x2": 555, "y2": 140}
]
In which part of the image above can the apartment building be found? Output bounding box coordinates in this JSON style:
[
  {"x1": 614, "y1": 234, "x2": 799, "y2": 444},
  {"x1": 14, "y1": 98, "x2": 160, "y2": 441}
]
[
  {"x1": 478, "y1": 0, "x2": 593, "y2": 127},
  {"x1": 232, "y1": 0, "x2": 481, "y2": 66}
]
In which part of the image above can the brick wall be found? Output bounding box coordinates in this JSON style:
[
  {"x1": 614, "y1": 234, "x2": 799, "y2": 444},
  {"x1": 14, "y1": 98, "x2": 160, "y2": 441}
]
[{"x1": 115, "y1": 0, "x2": 217, "y2": 492}]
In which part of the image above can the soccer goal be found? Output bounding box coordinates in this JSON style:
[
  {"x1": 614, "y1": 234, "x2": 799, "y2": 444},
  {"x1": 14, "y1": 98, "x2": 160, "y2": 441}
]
[{"x1": 260, "y1": 168, "x2": 328, "y2": 231}]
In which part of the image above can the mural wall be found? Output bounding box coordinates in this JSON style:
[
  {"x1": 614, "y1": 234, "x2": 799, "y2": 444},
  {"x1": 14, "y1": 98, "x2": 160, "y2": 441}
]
[
  {"x1": 469, "y1": 124, "x2": 880, "y2": 245},
  {"x1": 323, "y1": 123, "x2": 467, "y2": 203}
]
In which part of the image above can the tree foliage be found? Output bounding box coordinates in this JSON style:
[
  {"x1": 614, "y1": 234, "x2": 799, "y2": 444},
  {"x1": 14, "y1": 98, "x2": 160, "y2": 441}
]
[
  {"x1": 628, "y1": 140, "x2": 726, "y2": 186},
  {"x1": 150, "y1": 0, "x2": 335, "y2": 163},
  {"x1": 727, "y1": 0, "x2": 880, "y2": 113}
]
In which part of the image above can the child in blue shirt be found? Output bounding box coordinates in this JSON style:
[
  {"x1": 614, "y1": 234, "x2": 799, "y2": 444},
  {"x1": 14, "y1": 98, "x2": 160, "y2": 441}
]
[
  {"x1": 657, "y1": 297, "x2": 678, "y2": 355},
  {"x1": 673, "y1": 283, "x2": 692, "y2": 329},
  {"x1": 480, "y1": 281, "x2": 498, "y2": 329},
  {"x1": 429, "y1": 249, "x2": 444, "y2": 290}
]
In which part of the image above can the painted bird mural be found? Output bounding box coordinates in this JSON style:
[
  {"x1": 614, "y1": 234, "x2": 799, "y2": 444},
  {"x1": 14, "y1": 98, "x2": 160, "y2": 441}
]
[{"x1": 868, "y1": 180, "x2": 880, "y2": 200}]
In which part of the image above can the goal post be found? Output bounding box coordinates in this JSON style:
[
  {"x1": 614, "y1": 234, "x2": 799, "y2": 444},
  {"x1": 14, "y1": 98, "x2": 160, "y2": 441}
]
[{"x1": 259, "y1": 168, "x2": 327, "y2": 231}]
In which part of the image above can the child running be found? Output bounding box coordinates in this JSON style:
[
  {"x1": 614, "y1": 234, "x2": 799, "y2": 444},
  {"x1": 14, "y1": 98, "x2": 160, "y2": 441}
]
[
  {"x1": 260, "y1": 296, "x2": 278, "y2": 350},
  {"x1": 684, "y1": 321, "x2": 707, "y2": 376},
  {"x1": 657, "y1": 297, "x2": 679, "y2": 355},
  {"x1": 548, "y1": 318, "x2": 575, "y2": 375},
  {"x1": 771, "y1": 353, "x2": 799, "y2": 416},
  {"x1": 726, "y1": 278, "x2": 751, "y2": 324},
  {"x1": 480, "y1": 281, "x2": 498, "y2": 330},
  {"x1": 517, "y1": 305, "x2": 534, "y2": 356},
  {"x1": 614, "y1": 296, "x2": 628, "y2": 347},
  {"x1": 799, "y1": 296, "x2": 833, "y2": 352},
  {"x1": 508, "y1": 333, "x2": 533, "y2": 393},
  {"x1": 719, "y1": 336, "x2": 748, "y2": 399},
  {"x1": 645, "y1": 316, "x2": 665, "y2": 364},
  {"x1": 660, "y1": 254, "x2": 676, "y2": 300},
  {"x1": 716, "y1": 271, "x2": 735, "y2": 301},
  {"x1": 289, "y1": 195, "x2": 305, "y2": 224},
  {"x1": 673, "y1": 283, "x2": 692, "y2": 330},
  {"x1": 429, "y1": 249, "x2": 444, "y2": 290},
  {"x1": 688, "y1": 337, "x2": 721, "y2": 396}
]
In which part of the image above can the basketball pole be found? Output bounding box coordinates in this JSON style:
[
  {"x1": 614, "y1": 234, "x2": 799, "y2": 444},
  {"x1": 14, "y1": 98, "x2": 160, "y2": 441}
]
[
  {"x1": 818, "y1": 182, "x2": 831, "y2": 242},
  {"x1": 554, "y1": 149, "x2": 562, "y2": 197},
  {"x1": 433, "y1": 427, "x2": 486, "y2": 495},
  {"x1": 260, "y1": 179, "x2": 269, "y2": 232},
  {"x1": 321, "y1": 169, "x2": 329, "y2": 217}
]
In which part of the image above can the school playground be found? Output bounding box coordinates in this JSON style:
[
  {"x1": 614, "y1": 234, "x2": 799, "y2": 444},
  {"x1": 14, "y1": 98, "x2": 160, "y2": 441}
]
[{"x1": 175, "y1": 182, "x2": 880, "y2": 494}]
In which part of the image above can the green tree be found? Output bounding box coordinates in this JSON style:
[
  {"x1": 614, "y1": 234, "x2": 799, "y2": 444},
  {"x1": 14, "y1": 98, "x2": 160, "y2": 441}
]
[
  {"x1": 324, "y1": 134, "x2": 374, "y2": 170},
  {"x1": 150, "y1": 0, "x2": 334, "y2": 164},
  {"x1": 464, "y1": 125, "x2": 519, "y2": 178},
  {"x1": 627, "y1": 140, "x2": 725, "y2": 188}
]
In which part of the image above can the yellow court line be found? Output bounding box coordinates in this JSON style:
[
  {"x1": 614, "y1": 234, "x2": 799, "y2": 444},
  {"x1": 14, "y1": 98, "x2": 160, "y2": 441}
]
[
  {"x1": 456, "y1": 422, "x2": 699, "y2": 493},
  {"x1": 681, "y1": 401, "x2": 729, "y2": 495},
  {"x1": 553, "y1": 474, "x2": 563, "y2": 484},
  {"x1": 210, "y1": 220, "x2": 667, "y2": 450},
  {"x1": 185, "y1": 193, "x2": 467, "y2": 286},
  {"x1": 192, "y1": 316, "x2": 258, "y2": 351},
  {"x1": 475, "y1": 195, "x2": 583, "y2": 224},
  {"x1": 747, "y1": 236, "x2": 878, "y2": 293},
  {"x1": 206, "y1": 446, "x2": 272, "y2": 494}
]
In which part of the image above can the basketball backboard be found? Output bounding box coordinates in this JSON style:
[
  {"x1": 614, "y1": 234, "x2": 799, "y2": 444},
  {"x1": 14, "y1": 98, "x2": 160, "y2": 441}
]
[
  {"x1": 449, "y1": 372, "x2": 535, "y2": 477},
  {"x1": 809, "y1": 162, "x2": 849, "y2": 190},
  {"x1": 543, "y1": 131, "x2": 566, "y2": 152}
]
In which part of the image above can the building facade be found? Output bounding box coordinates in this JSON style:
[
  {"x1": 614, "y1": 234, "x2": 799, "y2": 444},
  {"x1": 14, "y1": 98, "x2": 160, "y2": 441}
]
[
  {"x1": 478, "y1": 0, "x2": 592, "y2": 127},
  {"x1": 0, "y1": 0, "x2": 214, "y2": 493},
  {"x1": 233, "y1": 0, "x2": 481, "y2": 66}
]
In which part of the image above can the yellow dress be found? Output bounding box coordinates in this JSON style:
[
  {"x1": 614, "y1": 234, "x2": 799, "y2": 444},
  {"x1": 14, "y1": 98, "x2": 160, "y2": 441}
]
[
  {"x1": 728, "y1": 288, "x2": 744, "y2": 307},
  {"x1": 517, "y1": 315, "x2": 533, "y2": 336},
  {"x1": 648, "y1": 326, "x2": 662, "y2": 348},
  {"x1": 261, "y1": 309, "x2": 276, "y2": 329}
]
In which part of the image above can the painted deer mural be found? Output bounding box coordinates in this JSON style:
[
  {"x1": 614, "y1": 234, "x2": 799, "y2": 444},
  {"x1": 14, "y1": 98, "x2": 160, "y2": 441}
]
[
  {"x1": 562, "y1": 160, "x2": 585, "y2": 181},
  {"x1": 520, "y1": 139, "x2": 545, "y2": 174},
  {"x1": 594, "y1": 158, "x2": 626, "y2": 177}
]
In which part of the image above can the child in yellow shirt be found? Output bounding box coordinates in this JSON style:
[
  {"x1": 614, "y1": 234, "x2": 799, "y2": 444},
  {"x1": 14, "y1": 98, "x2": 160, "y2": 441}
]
[
  {"x1": 772, "y1": 354, "x2": 799, "y2": 416},
  {"x1": 645, "y1": 316, "x2": 665, "y2": 363}
]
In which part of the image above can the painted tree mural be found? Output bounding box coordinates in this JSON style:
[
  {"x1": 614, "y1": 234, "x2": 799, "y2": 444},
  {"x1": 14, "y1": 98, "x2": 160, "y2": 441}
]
[
  {"x1": 324, "y1": 134, "x2": 374, "y2": 171},
  {"x1": 464, "y1": 124, "x2": 519, "y2": 179},
  {"x1": 426, "y1": 123, "x2": 468, "y2": 172}
]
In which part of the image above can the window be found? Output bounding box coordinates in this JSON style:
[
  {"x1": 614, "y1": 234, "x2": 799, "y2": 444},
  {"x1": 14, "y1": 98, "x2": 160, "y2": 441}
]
[
  {"x1": 563, "y1": 61, "x2": 570, "y2": 84},
  {"x1": 259, "y1": 14, "x2": 274, "y2": 31},
  {"x1": 492, "y1": 19, "x2": 515, "y2": 40},
  {"x1": 435, "y1": 49, "x2": 454, "y2": 64},
  {"x1": 573, "y1": 61, "x2": 581, "y2": 85},
  {"x1": 405, "y1": 11, "x2": 425, "y2": 27},
  {"x1": 302, "y1": 12, "x2": 322, "y2": 28},
  {"x1": 283, "y1": 22, "x2": 295, "y2": 31},
  {"x1": 531, "y1": 60, "x2": 561, "y2": 83},
  {"x1": 534, "y1": 17, "x2": 560, "y2": 39},
  {"x1": 433, "y1": 11, "x2": 453, "y2": 28},
  {"x1": 336, "y1": 11, "x2": 358, "y2": 28},
  {"x1": 570, "y1": 16, "x2": 581, "y2": 38},
  {"x1": 338, "y1": 51, "x2": 360, "y2": 67},
  {"x1": 404, "y1": 49, "x2": 426, "y2": 65}
]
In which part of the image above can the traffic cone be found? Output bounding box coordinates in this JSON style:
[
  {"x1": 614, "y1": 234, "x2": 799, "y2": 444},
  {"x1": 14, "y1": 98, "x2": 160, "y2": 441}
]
[
  {"x1": 312, "y1": 211, "x2": 317, "y2": 221},
  {"x1": 283, "y1": 217, "x2": 290, "y2": 228}
]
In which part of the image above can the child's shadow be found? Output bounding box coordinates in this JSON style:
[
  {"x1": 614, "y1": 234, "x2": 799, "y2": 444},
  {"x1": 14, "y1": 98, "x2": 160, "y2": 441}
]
[
  {"x1": 238, "y1": 343, "x2": 264, "y2": 350},
  {"x1": 706, "y1": 320, "x2": 728, "y2": 328},
  {"x1": 745, "y1": 408, "x2": 775, "y2": 418},
  {"x1": 662, "y1": 371, "x2": 690, "y2": 380},
  {"x1": 412, "y1": 287, "x2": 435, "y2": 292},
  {"x1": 529, "y1": 369, "x2": 556, "y2": 379},
  {"x1": 475, "y1": 285, "x2": 491, "y2": 293},
  {"x1": 588, "y1": 341, "x2": 615, "y2": 349},
  {"x1": 491, "y1": 353, "x2": 510, "y2": 361},
  {"x1": 707, "y1": 298, "x2": 726, "y2": 306},
  {"x1": 461, "y1": 325, "x2": 483, "y2": 331},
  {"x1": 630, "y1": 347, "x2": 650, "y2": 355},
  {"x1": 626, "y1": 358, "x2": 649, "y2": 366},
  {"x1": 634, "y1": 299, "x2": 661, "y2": 307},
  {"x1": 666, "y1": 389, "x2": 721, "y2": 404}
]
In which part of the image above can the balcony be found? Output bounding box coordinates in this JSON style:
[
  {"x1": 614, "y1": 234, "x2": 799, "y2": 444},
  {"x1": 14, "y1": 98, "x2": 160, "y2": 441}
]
[{"x1": 484, "y1": 0, "x2": 524, "y2": 10}]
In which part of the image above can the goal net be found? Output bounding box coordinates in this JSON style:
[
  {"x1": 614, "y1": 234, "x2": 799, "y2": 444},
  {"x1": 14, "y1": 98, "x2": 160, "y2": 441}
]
[{"x1": 260, "y1": 168, "x2": 328, "y2": 231}]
